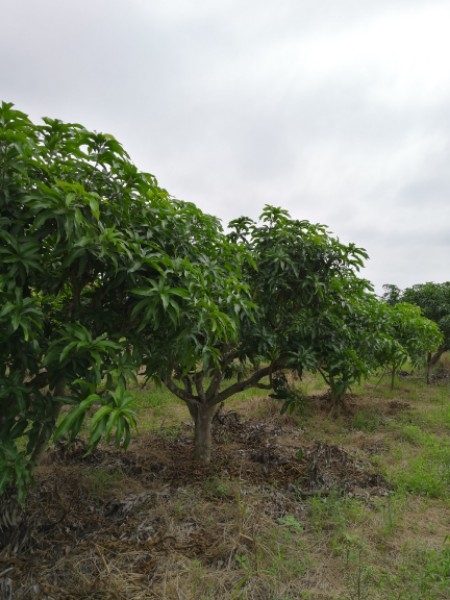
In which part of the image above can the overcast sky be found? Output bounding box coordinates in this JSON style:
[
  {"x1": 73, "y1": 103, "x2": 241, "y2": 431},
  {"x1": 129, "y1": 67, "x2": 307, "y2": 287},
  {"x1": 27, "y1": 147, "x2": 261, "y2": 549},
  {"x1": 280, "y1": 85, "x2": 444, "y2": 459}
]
[{"x1": 3, "y1": 0, "x2": 450, "y2": 294}]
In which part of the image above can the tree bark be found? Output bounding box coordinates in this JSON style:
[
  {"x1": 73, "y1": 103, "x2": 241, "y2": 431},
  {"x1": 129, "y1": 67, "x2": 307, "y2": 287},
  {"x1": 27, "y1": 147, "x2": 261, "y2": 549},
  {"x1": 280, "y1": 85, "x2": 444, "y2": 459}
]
[
  {"x1": 30, "y1": 378, "x2": 65, "y2": 465},
  {"x1": 430, "y1": 347, "x2": 446, "y2": 367},
  {"x1": 390, "y1": 367, "x2": 396, "y2": 390},
  {"x1": 192, "y1": 403, "x2": 216, "y2": 463},
  {"x1": 426, "y1": 353, "x2": 432, "y2": 385},
  {"x1": 426, "y1": 347, "x2": 447, "y2": 383}
]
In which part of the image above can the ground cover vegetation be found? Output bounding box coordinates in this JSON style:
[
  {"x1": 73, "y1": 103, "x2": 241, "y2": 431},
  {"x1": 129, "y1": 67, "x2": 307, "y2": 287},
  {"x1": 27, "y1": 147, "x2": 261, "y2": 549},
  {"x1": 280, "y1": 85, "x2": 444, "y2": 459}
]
[
  {"x1": 1, "y1": 104, "x2": 449, "y2": 596},
  {"x1": 2, "y1": 367, "x2": 450, "y2": 599}
]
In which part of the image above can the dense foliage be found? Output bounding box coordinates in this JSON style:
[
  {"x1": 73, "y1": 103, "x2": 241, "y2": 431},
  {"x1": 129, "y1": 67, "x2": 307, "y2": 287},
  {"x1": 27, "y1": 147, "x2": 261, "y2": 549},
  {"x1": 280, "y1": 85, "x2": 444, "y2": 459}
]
[
  {"x1": 375, "y1": 302, "x2": 442, "y2": 388},
  {"x1": 159, "y1": 206, "x2": 381, "y2": 459},
  {"x1": 0, "y1": 103, "x2": 243, "y2": 507},
  {"x1": 229, "y1": 207, "x2": 376, "y2": 400}
]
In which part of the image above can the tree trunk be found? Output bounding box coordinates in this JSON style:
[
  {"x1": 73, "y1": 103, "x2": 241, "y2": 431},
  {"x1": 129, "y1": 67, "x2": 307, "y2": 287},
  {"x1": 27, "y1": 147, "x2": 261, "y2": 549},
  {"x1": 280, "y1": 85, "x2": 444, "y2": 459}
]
[
  {"x1": 426, "y1": 348, "x2": 446, "y2": 384},
  {"x1": 191, "y1": 403, "x2": 215, "y2": 463},
  {"x1": 425, "y1": 350, "x2": 445, "y2": 384},
  {"x1": 30, "y1": 378, "x2": 65, "y2": 465},
  {"x1": 426, "y1": 353, "x2": 432, "y2": 385},
  {"x1": 390, "y1": 367, "x2": 396, "y2": 390},
  {"x1": 430, "y1": 348, "x2": 446, "y2": 367}
]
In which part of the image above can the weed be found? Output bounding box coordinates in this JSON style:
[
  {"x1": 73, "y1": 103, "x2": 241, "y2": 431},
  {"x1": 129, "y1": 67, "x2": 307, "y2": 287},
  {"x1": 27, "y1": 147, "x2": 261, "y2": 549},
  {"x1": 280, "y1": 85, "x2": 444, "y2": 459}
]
[
  {"x1": 308, "y1": 491, "x2": 365, "y2": 534},
  {"x1": 256, "y1": 526, "x2": 306, "y2": 579},
  {"x1": 333, "y1": 531, "x2": 366, "y2": 564},
  {"x1": 421, "y1": 392, "x2": 450, "y2": 430},
  {"x1": 277, "y1": 515, "x2": 304, "y2": 533},
  {"x1": 350, "y1": 408, "x2": 385, "y2": 432},
  {"x1": 82, "y1": 467, "x2": 129, "y2": 500},
  {"x1": 155, "y1": 421, "x2": 185, "y2": 440},
  {"x1": 203, "y1": 476, "x2": 235, "y2": 499},
  {"x1": 395, "y1": 455, "x2": 450, "y2": 498},
  {"x1": 373, "y1": 492, "x2": 407, "y2": 539},
  {"x1": 130, "y1": 381, "x2": 181, "y2": 410},
  {"x1": 190, "y1": 558, "x2": 207, "y2": 586},
  {"x1": 398, "y1": 423, "x2": 430, "y2": 445},
  {"x1": 389, "y1": 425, "x2": 450, "y2": 498},
  {"x1": 343, "y1": 550, "x2": 375, "y2": 600},
  {"x1": 371, "y1": 540, "x2": 450, "y2": 599}
]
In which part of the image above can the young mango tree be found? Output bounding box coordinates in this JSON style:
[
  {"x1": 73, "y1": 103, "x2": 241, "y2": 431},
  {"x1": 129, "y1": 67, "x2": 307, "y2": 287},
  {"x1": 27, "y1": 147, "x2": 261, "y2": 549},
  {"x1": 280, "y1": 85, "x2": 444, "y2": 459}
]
[
  {"x1": 132, "y1": 204, "x2": 254, "y2": 463},
  {"x1": 309, "y1": 293, "x2": 441, "y2": 400},
  {"x1": 235, "y1": 207, "x2": 380, "y2": 409},
  {"x1": 310, "y1": 286, "x2": 388, "y2": 405},
  {"x1": 383, "y1": 282, "x2": 450, "y2": 382},
  {"x1": 379, "y1": 302, "x2": 442, "y2": 389},
  {"x1": 137, "y1": 205, "x2": 374, "y2": 462}
]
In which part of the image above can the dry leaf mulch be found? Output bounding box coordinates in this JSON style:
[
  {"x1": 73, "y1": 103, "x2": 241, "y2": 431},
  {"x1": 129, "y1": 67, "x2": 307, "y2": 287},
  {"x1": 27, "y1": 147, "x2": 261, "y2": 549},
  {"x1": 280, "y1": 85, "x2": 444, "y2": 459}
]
[{"x1": 1, "y1": 407, "x2": 392, "y2": 599}]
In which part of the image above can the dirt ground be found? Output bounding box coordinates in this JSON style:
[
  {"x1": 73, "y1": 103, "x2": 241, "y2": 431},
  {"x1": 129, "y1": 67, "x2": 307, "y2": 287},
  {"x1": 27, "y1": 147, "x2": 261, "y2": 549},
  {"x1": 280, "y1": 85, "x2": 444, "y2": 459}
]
[{"x1": 0, "y1": 396, "x2": 406, "y2": 599}]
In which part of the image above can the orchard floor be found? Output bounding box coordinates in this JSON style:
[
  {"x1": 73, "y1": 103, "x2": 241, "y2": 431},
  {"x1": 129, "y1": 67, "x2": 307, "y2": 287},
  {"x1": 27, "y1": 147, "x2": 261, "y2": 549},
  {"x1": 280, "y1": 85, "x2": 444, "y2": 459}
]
[{"x1": 2, "y1": 384, "x2": 450, "y2": 599}]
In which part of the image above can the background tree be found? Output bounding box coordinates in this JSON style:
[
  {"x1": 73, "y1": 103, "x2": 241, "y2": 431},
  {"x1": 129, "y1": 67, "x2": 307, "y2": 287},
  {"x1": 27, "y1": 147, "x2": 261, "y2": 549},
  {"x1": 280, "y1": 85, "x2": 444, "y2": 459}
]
[
  {"x1": 235, "y1": 207, "x2": 380, "y2": 407},
  {"x1": 375, "y1": 302, "x2": 443, "y2": 389},
  {"x1": 310, "y1": 288, "x2": 387, "y2": 404},
  {"x1": 383, "y1": 282, "x2": 450, "y2": 382}
]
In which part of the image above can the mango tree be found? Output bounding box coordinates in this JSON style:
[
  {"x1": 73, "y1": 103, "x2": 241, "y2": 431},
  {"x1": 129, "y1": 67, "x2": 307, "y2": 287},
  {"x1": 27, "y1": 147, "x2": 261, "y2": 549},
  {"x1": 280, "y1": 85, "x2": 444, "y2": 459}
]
[
  {"x1": 383, "y1": 282, "x2": 450, "y2": 382},
  {"x1": 0, "y1": 103, "x2": 238, "y2": 550},
  {"x1": 128, "y1": 201, "x2": 254, "y2": 463},
  {"x1": 311, "y1": 287, "x2": 387, "y2": 405},
  {"x1": 313, "y1": 295, "x2": 442, "y2": 397},
  {"x1": 141, "y1": 205, "x2": 374, "y2": 461},
  {"x1": 369, "y1": 301, "x2": 442, "y2": 389}
]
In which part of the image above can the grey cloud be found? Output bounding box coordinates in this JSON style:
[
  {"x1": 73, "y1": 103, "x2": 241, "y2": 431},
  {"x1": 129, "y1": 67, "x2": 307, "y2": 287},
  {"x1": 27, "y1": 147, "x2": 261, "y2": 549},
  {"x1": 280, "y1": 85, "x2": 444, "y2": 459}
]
[{"x1": 2, "y1": 0, "x2": 450, "y2": 294}]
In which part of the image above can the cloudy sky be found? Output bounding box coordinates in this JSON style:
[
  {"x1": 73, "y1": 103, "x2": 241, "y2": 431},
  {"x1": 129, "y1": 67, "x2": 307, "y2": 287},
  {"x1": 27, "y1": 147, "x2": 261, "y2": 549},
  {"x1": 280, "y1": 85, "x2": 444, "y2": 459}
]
[{"x1": 3, "y1": 0, "x2": 450, "y2": 294}]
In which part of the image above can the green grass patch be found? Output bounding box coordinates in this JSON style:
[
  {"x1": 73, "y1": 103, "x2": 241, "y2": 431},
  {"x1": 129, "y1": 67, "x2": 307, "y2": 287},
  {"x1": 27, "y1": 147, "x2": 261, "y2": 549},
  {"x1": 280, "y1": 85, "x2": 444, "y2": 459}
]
[
  {"x1": 389, "y1": 425, "x2": 450, "y2": 498},
  {"x1": 350, "y1": 407, "x2": 386, "y2": 432},
  {"x1": 369, "y1": 540, "x2": 450, "y2": 599}
]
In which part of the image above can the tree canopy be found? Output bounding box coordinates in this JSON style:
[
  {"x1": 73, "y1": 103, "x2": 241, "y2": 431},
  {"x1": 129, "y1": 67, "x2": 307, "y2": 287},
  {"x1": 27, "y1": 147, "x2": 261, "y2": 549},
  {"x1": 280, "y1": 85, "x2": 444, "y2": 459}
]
[{"x1": 158, "y1": 205, "x2": 381, "y2": 460}]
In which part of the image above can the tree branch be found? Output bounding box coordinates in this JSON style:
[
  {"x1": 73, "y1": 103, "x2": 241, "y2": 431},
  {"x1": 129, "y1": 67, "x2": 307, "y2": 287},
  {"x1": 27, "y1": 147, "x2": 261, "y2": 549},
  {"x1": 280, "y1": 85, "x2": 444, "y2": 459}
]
[
  {"x1": 194, "y1": 371, "x2": 206, "y2": 401},
  {"x1": 164, "y1": 375, "x2": 200, "y2": 406},
  {"x1": 204, "y1": 367, "x2": 222, "y2": 401},
  {"x1": 214, "y1": 364, "x2": 274, "y2": 404}
]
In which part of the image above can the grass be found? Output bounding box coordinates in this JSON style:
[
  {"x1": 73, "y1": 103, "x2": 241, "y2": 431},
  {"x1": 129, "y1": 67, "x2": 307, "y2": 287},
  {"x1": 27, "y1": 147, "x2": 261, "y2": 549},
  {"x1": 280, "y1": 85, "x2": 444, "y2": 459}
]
[
  {"x1": 389, "y1": 426, "x2": 450, "y2": 499},
  {"x1": 350, "y1": 406, "x2": 386, "y2": 432},
  {"x1": 11, "y1": 362, "x2": 450, "y2": 599}
]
